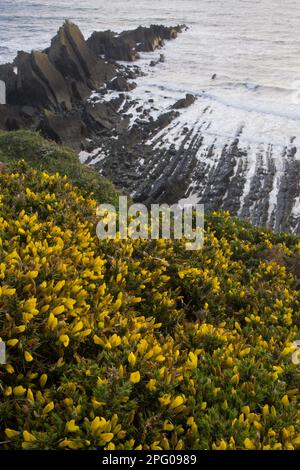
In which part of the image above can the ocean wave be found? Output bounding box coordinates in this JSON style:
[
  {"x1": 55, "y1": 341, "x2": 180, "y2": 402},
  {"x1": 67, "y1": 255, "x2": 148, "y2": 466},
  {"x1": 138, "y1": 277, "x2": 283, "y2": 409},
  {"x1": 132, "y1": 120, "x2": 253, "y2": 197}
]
[{"x1": 133, "y1": 81, "x2": 300, "y2": 122}]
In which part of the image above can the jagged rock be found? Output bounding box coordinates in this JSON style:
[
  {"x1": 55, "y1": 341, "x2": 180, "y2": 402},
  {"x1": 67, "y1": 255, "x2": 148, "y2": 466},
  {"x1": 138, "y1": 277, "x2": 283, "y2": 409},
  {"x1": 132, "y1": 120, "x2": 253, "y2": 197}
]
[
  {"x1": 69, "y1": 81, "x2": 91, "y2": 101},
  {"x1": 87, "y1": 24, "x2": 185, "y2": 62},
  {"x1": 31, "y1": 51, "x2": 72, "y2": 111},
  {"x1": 47, "y1": 20, "x2": 116, "y2": 90},
  {"x1": 20, "y1": 106, "x2": 36, "y2": 118},
  {"x1": 83, "y1": 102, "x2": 115, "y2": 132},
  {"x1": 121, "y1": 25, "x2": 184, "y2": 53},
  {"x1": 14, "y1": 51, "x2": 72, "y2": 111},
  {"x1": 87, "y1": 30, "x2": 139, "y2": 61},
  {"x1": 172, "y1": 94, "x2": 196, "y2": 109},
  {"x1": 0, "y1": 20, "x2": 186, "y2": 160},
  {"x1": 0, "y1": 104, "x2": 35, "y2": 131},
  {"x1": 38, "y1": 110, "x2": 88, "y2": 150},
  {"x1": 0, "y1": 105, "x2": 19, "y2": 130},
  {"x1": 107, "y1": 76, "x2": 136, "y2": 92},
  {"x1": 153, "y1": 111, "x2": 179, "y2": 130}
]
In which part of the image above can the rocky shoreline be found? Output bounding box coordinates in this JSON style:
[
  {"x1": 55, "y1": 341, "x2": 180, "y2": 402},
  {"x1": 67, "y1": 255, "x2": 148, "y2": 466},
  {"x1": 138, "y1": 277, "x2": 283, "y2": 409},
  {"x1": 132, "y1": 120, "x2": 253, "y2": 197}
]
[
  {"x1": 1, "y1": 21, "x2": 299, "y2": 235},
  {"x1": 0, "y1": 21, "x2": 185, "y2": 150}
]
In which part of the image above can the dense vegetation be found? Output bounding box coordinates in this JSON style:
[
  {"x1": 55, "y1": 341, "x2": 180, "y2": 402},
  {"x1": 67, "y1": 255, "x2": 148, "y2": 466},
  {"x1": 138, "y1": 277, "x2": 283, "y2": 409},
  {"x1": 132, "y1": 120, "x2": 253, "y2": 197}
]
[
  {"x1": 0, "y1": 133, "x2": 300, "y2": 450},
  {"x1": 0, "y1": 130, "x2": 120, "y2": 206}
]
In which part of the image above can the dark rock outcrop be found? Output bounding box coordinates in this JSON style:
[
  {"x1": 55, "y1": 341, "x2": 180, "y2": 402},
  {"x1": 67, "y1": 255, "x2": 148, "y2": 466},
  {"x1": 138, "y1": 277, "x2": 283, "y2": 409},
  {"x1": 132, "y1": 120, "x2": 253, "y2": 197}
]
[
  {"x1": 38, "y1": 110, "x2": 88, "y2": 151},
  {"x1": 0, "y1": 105, "x2": 21, "y2": 131},
  {"x1": 14, "y1": 51, "x2": 72, "y2": 111},
  {"x1": 121, "y1": 24, "x2": 185, "y2": 53},
  {"x1": 83, "y1": 102, "x2": 116, "y2": 132},
  {"x1": 172, "y1": 94, "x2": 196, "y2": 109},
  {"x1": 87, "y1": 30, "x2": 139, "y2": 62},
  {"x1": 0, "y1": 20, "x2": 182, "y2": 150},
  {"x1": 87, "y1": 24, "x2": 186, "y2": 62},
  {"x1": 47, "y1": 21, "x2": 116, "y2": 91},
  {"x1": 107, "y1": 76, "x2": 136, "y2": 92}
]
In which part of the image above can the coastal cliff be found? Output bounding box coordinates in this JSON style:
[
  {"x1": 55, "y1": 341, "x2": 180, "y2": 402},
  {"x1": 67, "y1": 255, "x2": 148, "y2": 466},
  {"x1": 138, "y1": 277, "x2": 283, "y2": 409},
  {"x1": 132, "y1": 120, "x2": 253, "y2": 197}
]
[
  {"x1": 0, "y1": 21, "x2": 183, "y2": 150},
  {"x1": 0, "y1": 20, "x2": 299, "y2": 235}
]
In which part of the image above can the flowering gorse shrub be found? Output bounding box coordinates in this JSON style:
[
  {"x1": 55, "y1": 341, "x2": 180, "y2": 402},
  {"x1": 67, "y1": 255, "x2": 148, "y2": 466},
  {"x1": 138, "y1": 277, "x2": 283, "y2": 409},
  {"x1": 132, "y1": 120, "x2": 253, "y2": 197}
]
[{"x1": 0, "y1": 162, "x2": 300, "y2": 450}]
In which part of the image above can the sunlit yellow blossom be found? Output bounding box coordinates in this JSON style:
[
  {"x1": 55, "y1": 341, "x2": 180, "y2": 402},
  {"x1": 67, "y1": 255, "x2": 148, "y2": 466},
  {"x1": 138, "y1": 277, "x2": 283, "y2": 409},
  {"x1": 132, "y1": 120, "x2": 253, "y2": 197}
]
[
  {"x1": 23, "y1": 431, "x2": 37, "y2": 442},
  {"x1": 99, "y1": 433, "x2": 114, "y2": 443},
  {"x1": 128, "y1": 352, "x2": 136, "y2": 367},
  {"x1": 13, "y1": 386, "x2": 26, "y2": 397},
  {"x1": 281, "y1": 395, "x2": 290, "y2": 408},
  {"x1": 186, "y1": 352, "x2": 198, "y2": 369},
  {"x1": 169, "y1": 395, "x2": 185, "y2": 410},
  {"x1": 109, "y1": 334, "x2": 121, "y2": 348},
  {"x1": 40, "y1": 374, "x2": 48, "y2": 388},
  {"x1": 5, "y1": 429, "x2": 20, "y2": 439},
  {"x1": 130, "y1": 371, "x2": 141, "y2": 384},
  {"x1": 24, "y1": 351, "x2": 33, "y2": 362},
  {"x1": 52, "y1": 305, "x2": 65, "y2": 316},
  {"x1": 65, "y1": 420, "x2": 80, "y2": 433},
  {"x1": 43, "y1": 402, "x2": 54, "y2": 414},
  {"x1": 7, "y1": 339, "x2": 18, "y2": 347},
  {"x1": 244, "y1": 438, "x2": 256, "y2": 450},
  {"x1": 146, "y1": 379, "x2": 157, "y2": 392},
  {"x1": 158, "y1": 394, "x2": 171, "y2": 406},
  {"x1": 59, "y1": 334, "x2": 70, "y2": 347}
]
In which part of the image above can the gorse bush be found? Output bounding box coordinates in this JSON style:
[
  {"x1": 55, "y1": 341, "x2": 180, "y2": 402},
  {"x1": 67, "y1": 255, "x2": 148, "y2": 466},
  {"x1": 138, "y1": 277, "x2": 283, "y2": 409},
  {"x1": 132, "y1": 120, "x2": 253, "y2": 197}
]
[
  {"x1": 0, "y1": 162, "x2": 300, "y2": 450},
  {"x1": 0, "y1": 130, "x2": 120, "y2": 206}
]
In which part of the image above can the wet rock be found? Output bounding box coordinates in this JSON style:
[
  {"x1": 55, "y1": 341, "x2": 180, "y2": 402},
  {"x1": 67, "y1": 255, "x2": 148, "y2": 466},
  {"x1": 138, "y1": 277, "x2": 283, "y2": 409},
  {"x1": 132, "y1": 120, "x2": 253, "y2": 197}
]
[
  {"x1": 21, "y1": 106, "x2": 36, "y2": 118},
  {"x1": 121, "y1": 24, "x2": 185, "y2": 53},
  {"x1": 87, "y1": 24, "x2": 185, "y2": 62},
  {"x1": 107, "y1": 76, "x2": 136, "y2": 92},
  {"x1": 0, "y1": 105, "x2": 20, "y2": 130},
  {"x1": 83, "y1": 102, "x2": 115, "y2": 132},
  {"x1": 172, "y1": 94, "x2": 196, "y2": 109},
  {"x1": 47, "y1": 20, "x2": 116, "y2": 90},
  {"x1": 70, "y1": 81, "x2": 91, "y2": 101},
  {"x1": 14, "y1": 50, "x2": 72, "y2": 111},
  {"x1": 38, "y1": 110, "x2": 88, "y2": 151},
  {"x1": 87, "y1": 30, "x2": 139, "y2": 61}
]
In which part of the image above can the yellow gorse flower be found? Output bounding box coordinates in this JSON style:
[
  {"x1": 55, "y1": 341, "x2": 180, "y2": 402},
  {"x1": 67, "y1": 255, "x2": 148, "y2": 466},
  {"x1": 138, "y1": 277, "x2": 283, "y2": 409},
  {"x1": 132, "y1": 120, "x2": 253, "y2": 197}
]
[
  {"x1": 43, "y1": 402, "x2": 55, "y2": 414},
  {"x1": 24, "y1": 351, "x2": 33, "y2": 362},
  {"x1": 65, "y1": 420, "x2": 79, "y2": 433},
  {"x1": 186, "y1": 352, "x2": 198, "y2": 369},
  {"x1": 5, "y1": 429, "x2": 20, "y2": 439},
  {"x1": 59, "y1": 335, "x2": 70, "y2": 348},
  {"x1": 169, "y1": 395, "x2": 185, "y2": 410},
  {"x1": 128, "y1": 352, "x2": 136, "y2": 367},
  {"x1": 130, "y1": 371, "x2": 141, "y2": 384},
  {"x1": 23, "y1": 431, "x2": 37, "y2": 442}
]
